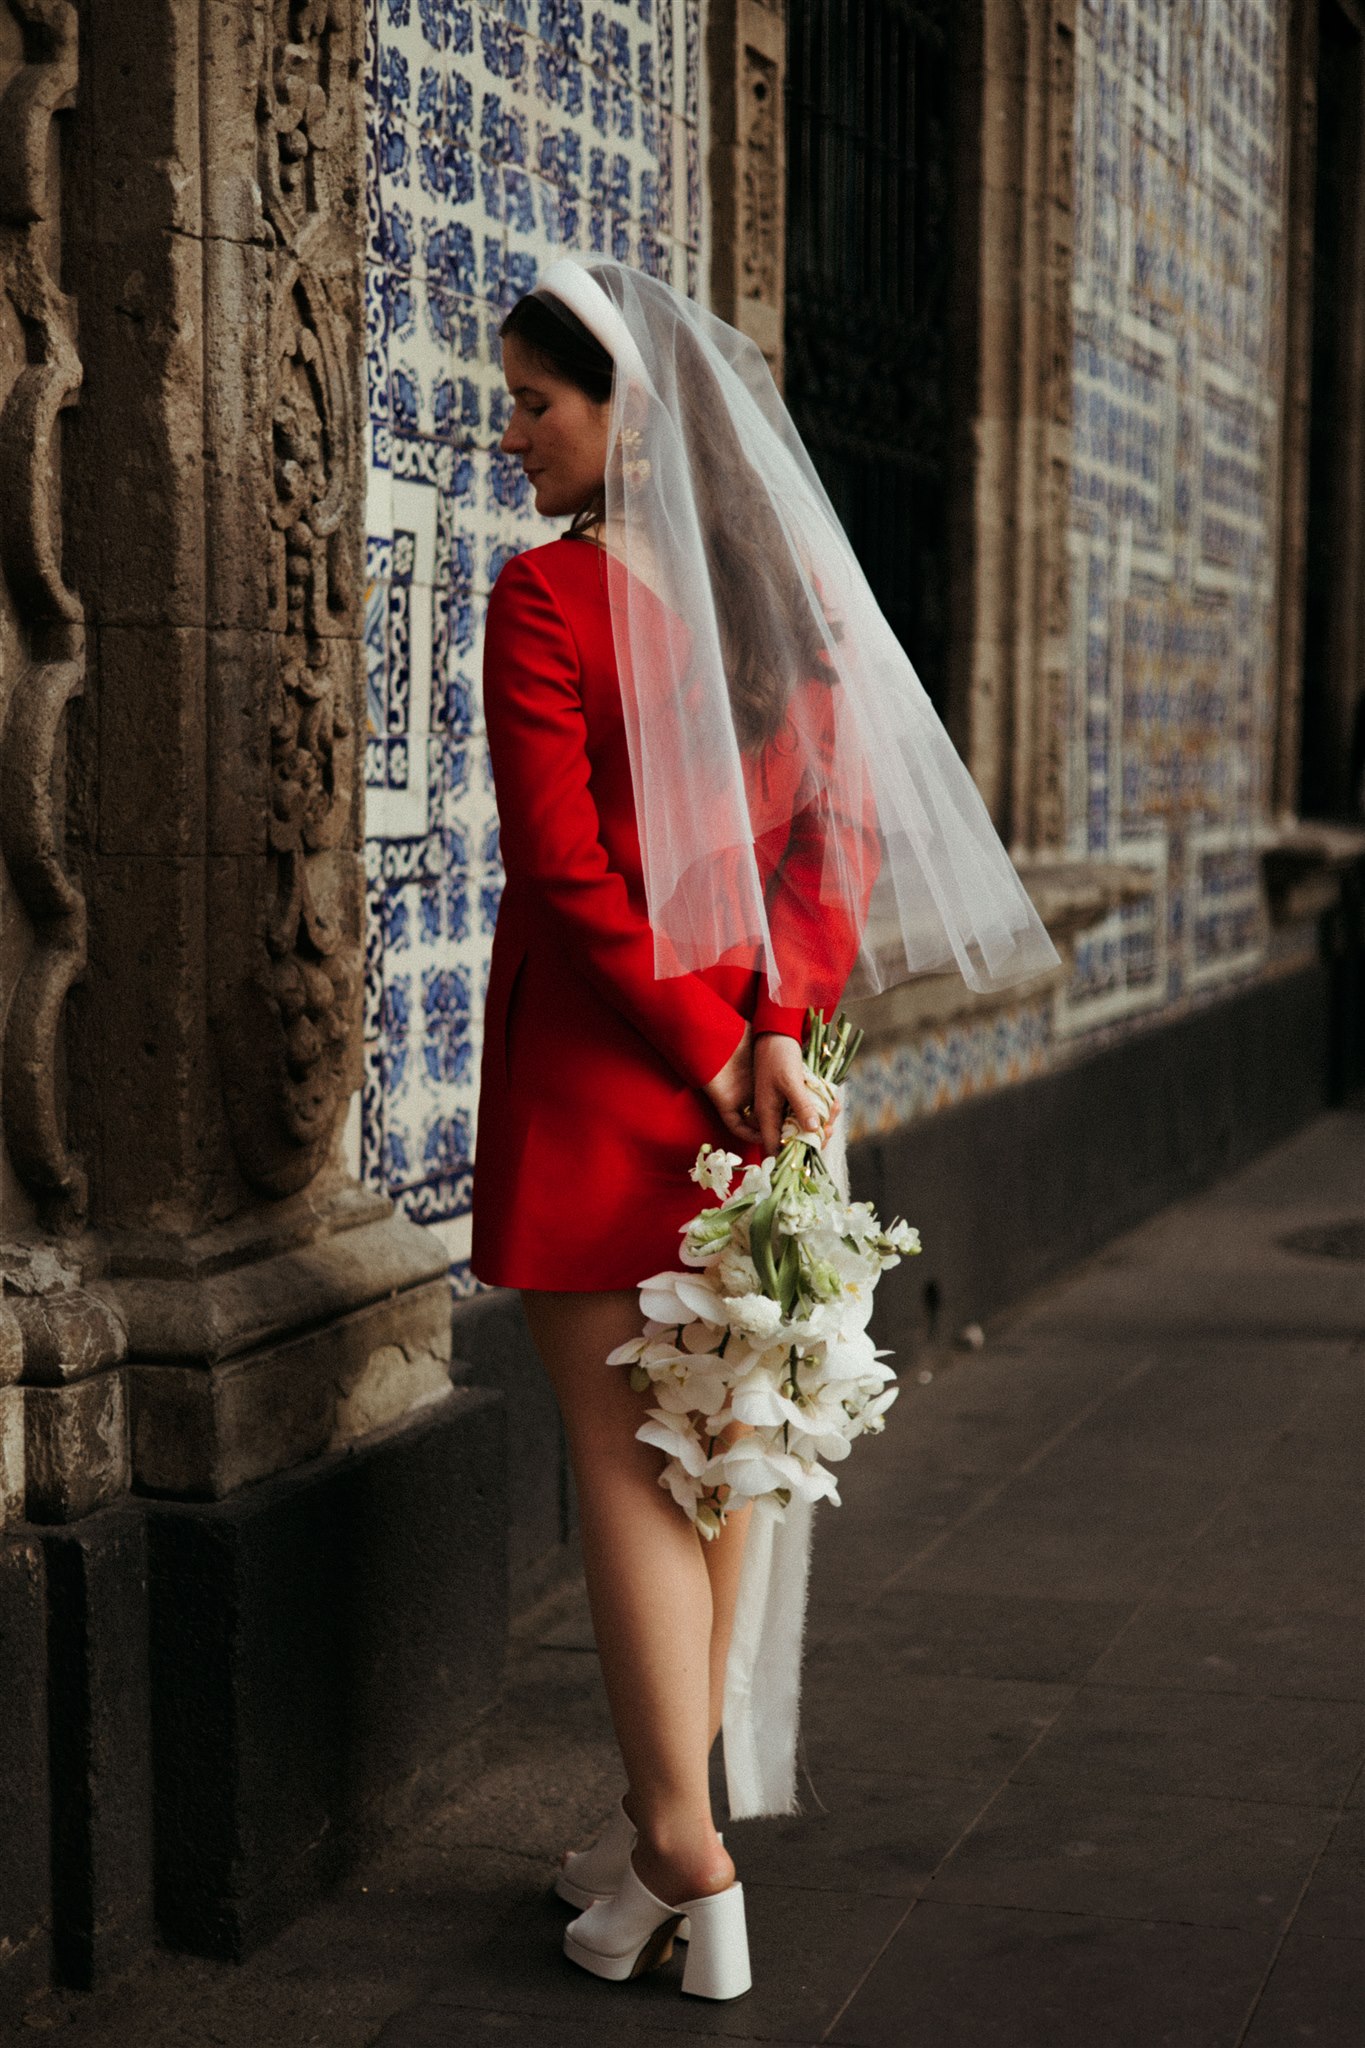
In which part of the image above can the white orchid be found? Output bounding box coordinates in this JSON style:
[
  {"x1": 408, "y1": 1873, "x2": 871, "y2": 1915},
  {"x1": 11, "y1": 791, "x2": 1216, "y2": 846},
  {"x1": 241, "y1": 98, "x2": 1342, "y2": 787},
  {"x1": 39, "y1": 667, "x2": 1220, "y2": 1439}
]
[
  {"x1": 728, "y1": 1368, "x2": 802, "y2": 1432},
  {"x1": 716, "y1": 1245, "x2": 761, "y2": 1297},
  {"x1": 690, "y1": 1145, "x2": 743, "y2": 1198},
  {"x1": 637, "y1": 1270, "x2": 727, "y2": 1326},
  {"x1": 881, "y1": 1218, "x2": 920, "y2": 1255},
  {"x1": 716, "y1": 1435, "x2": 843, "y2": 1508},
  {"x1": 651, "y1": 1366, "x2": 729, "y2": 1419},
  {"x1": 637, "y1": 1407, "x2": 712, "y2": 1476},
  {"x1": 606, "y1": 1009, "x2": 918, "y2": 1538},
  {"x1": 679, "y1": 1316, "x2": 727, "y2": 1355},
  {"x1": 723, "y1": 1292, "x2": 786, "y2": 1342}
]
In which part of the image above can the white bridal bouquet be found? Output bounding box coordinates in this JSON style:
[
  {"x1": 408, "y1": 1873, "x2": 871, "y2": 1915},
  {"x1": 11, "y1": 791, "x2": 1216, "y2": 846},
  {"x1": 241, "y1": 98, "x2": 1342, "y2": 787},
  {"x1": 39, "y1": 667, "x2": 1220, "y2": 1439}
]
[{"x1": 609, "y1": 1010, "x2": 921, "y2": 1536}]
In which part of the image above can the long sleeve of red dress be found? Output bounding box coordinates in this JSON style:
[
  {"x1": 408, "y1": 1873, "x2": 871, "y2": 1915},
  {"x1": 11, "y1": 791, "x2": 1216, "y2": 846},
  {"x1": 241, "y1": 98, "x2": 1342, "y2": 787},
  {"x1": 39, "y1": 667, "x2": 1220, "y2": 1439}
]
[
  {"x1": 751, "y1": 688, "x2": 882, "y2": 1042},
  {"x1": 484, "y1": 550, "x2": 747, "y2": 1090}
]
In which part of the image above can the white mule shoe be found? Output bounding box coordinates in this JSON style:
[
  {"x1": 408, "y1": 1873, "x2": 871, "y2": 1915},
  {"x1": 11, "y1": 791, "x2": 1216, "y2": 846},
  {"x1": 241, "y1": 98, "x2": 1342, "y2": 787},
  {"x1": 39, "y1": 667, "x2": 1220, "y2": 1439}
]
[
  {"x1": 563, "y1": 1857, "x2": 751, "y2": 2002},
  {"x1": 554, "y1": 1796, "x2": 635, "y2": 1911},
  {"x1": 555, "y1": 1797, "x2": 718, "y2": 1940}
]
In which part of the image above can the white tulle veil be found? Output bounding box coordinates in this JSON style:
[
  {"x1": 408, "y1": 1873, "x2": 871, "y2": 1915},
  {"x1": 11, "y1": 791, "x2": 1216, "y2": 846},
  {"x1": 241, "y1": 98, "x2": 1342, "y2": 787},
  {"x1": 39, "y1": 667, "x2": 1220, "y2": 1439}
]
[{"x1": 530, "y1": 256, "x2": 1059, "y2": 1010}]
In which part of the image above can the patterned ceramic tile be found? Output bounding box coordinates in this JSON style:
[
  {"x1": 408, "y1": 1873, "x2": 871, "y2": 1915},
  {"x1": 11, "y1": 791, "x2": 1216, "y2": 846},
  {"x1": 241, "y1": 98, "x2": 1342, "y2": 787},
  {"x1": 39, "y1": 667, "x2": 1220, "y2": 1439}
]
[
  {"x1": 360, "y1": 0, "x2": 1292, "y2": 1272},
  {"x1": 842, "y1": 1000, "x2": 1055, "y2": 1146},
  {"x1": 1064, "y1": 0, "x2": 1283, "y2": 1037},
  {"x1": 359, "y1": 0, "x2": 703, "y2": 1263}
]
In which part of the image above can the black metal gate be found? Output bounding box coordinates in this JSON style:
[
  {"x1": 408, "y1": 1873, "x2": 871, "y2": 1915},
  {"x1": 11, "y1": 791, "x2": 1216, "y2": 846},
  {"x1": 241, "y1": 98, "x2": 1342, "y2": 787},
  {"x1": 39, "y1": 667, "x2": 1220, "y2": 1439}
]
[{"x1": 784, "y1": 0, "x2": 956, "y2": 706}]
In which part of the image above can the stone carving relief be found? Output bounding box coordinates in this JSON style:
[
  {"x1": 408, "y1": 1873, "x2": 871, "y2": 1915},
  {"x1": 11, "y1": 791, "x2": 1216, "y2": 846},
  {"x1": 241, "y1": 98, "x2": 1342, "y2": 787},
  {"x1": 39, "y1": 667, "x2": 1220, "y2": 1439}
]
[
  {"x1": 219, "y1": 0, "x2": 362, "y2": 1197},
  {"x1": 740, "y1": 46, "x2": 779, "y2": 305},
  {"x1": 0, "y1": 0, "x2": 86, "y2": 1225},
  {"x1": 261, "y1": 267, "x2": 357, "y2": 1177},
  {"x1": 260, "y1": 0, "x2": 342, "y2": 244}
]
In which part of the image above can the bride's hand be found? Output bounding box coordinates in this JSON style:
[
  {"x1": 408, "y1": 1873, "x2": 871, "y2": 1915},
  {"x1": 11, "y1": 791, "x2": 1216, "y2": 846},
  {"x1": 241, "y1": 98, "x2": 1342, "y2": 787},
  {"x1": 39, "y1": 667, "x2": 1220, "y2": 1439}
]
[
  {"x1": 753, "y1": 1032, "x2": 840, "y2": 1159},
  {"x1": 704, "y1": 1024, "x2": 761, "y2": 1148}
]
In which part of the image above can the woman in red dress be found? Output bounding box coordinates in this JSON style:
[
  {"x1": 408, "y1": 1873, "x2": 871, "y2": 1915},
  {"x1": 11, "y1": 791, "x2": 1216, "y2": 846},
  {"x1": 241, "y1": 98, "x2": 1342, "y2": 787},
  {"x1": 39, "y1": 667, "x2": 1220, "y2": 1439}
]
[
  {"x1": 471, "y1": 285, "x2": 855, "y2": 2002},
  {"x1": 471, "y1": 258, "x2": 1055, "y2": 2000}
]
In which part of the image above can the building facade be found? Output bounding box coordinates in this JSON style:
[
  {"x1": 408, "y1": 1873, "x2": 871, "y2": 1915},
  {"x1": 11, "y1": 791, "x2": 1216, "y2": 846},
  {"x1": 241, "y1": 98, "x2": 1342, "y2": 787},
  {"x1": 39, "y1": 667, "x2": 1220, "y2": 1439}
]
[
  {"x1": 358, "y1": 0, "x2": 1363, "y2": 1283},
  {"x1": 1, "y1": 0, "x2": 1360, "y2": 2004}
]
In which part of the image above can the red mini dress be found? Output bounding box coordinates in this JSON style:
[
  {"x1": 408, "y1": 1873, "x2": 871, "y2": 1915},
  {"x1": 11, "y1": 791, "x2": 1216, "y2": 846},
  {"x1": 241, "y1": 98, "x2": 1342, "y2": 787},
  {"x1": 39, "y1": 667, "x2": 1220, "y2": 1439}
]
[{"x1": 470, "y1": 535, "x2": 868, "y2": 1292}]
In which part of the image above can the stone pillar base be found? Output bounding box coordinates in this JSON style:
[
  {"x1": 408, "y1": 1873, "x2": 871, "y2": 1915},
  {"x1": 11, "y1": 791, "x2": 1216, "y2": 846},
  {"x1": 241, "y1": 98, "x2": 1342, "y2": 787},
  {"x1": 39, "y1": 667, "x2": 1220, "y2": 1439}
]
[
  {"x1": 0, "y1": 1532, "x2": 50, "y2": 2008},
  {"x1": 43, "y1": 1507, "x2": 154, "y2": 1990},
  {"x1": 146, "y1": 1388, "x2": 506, "y2": 1960},
  {"x1": 105, "y1": 1203, "x2": 456, "y2": 1501}
]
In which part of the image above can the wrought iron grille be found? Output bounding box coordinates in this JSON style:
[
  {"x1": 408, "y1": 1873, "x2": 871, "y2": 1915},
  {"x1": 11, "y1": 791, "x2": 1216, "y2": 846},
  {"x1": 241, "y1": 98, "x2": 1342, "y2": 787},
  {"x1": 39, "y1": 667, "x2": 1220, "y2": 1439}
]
[{"x1": 784, "y1": 0, "x2": 956, "y2": 707}]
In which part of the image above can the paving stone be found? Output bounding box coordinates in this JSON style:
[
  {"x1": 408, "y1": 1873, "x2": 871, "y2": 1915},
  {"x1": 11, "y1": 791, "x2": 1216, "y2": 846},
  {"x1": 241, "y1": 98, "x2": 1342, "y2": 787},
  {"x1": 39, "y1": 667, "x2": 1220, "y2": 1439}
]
[
  {"x1": 1195, "y1": 1117, "x2": 1365, "y2": 1213},
  {"x1": 869, "y1": 1340, "x2": 1158, "y2": 1484},
  {"x1": 1013, "y1": 1259, "x2": 1365, "y2": 1345},
  {"x1": 814, "y1": 1587, "x2": 1133, "y2": 1684},
  {"x1": 1290, "y1": 1809, "x2": 1365, "y2": 1943},
  {"x1": 417, "y1": 1882, "x2": 908, "y2": 2040},
  {"x1": 1053, "y1": 1338, "x2": 1331, "y2": 1456},
  {"x1": 927, "y1": 1781, "x2": 1336, "y2": 1930},
  {"x1": 22, "y1": 1113, "x2": 1364, "y2": 2044},
  {"x1": 1241, "y1": 1930, "x2": 1365, "y2": 2048},
  {"x1": 828, "y1": 1900, "x2": 1273, "y2": 2047},
  {"x1": 1163, "y1": 1476, "x2": 1365, "y2": 1617},
  {"x1": 805, "y1": 1501, "x2": 988, "y2": 1617},
  {"x1": 722, "y1": 1769, "x2": 989, "y2": 1897},
  {"x1": 1015, "y1": 1686, "x2": 1365, "y2": 1808},
  {"x1": 800, "y1": 1669, "x2": 1074, "y2": 1782},
  {"x1": 1087, "y1": 1601, "x2": 1365, "y2": 1702},
  {"x1": 894, "y1": 1480, "x2": 1213, "y2": 1603},
  {"x1": 374, "y1": 2009, "x2": 802, "y2": 2047}
]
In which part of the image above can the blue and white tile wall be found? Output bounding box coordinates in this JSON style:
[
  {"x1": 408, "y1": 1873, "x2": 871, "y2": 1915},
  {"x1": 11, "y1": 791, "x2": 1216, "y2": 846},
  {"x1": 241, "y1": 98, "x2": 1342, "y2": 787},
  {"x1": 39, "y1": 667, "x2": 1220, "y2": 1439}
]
[
  {"x1": 1064, "y1": 0, "x2": 1285, "y2": 1037},
  {"x1": 354, "y1": 0, "x2": 703, "y2": 1290}
]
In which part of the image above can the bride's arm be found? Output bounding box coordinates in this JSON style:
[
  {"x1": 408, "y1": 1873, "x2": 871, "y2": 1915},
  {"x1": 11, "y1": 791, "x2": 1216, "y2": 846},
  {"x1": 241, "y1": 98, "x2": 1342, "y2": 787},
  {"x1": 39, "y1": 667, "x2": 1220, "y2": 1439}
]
[
  {"x1": 748, "y1": 685, "x2": 881, "y2": 1153},
  {"x1": 484, "y1": 552, "x2": 748, "y2": 1093}
]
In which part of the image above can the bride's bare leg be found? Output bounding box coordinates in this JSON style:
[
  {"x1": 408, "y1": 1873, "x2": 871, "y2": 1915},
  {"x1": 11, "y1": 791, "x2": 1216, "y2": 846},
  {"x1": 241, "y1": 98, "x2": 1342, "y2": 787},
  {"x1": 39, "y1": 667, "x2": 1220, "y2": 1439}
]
[
  {"x1": 521, "y1": 1287, "x2": 735, "y2": 1907},
  {"x1": 701, "y1": 1494, "x2": 752, "y2": 1747}
]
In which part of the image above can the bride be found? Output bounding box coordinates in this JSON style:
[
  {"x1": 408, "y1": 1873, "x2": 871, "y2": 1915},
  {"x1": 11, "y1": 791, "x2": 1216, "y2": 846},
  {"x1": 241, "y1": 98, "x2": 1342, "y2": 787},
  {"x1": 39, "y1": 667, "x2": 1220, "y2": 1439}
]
[{"x1": 469, "y1": 257, "x2": 1056, "y2": 2001}]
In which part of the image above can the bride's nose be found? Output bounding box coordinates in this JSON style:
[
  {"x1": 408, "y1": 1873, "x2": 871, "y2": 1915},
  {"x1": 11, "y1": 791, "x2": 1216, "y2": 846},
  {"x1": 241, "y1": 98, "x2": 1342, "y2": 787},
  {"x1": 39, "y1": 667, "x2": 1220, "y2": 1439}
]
[{"x1": 501, "y1": 416, "x2": 529, "y2": 455}]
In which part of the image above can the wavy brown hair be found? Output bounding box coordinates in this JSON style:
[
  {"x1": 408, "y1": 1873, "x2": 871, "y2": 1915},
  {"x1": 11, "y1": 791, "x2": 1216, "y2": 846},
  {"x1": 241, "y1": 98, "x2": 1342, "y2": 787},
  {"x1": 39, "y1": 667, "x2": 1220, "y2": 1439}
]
[{"x1": 500, "y1": 291, "x2": 830, "y2": 752}]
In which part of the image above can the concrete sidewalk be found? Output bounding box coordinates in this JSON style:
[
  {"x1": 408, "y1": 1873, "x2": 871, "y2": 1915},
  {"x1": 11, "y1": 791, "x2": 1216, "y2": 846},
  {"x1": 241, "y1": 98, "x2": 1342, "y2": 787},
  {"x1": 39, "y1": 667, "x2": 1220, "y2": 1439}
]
[{"x1": 19, "y1": 1111, "x2": 1364, "y2": 2047}]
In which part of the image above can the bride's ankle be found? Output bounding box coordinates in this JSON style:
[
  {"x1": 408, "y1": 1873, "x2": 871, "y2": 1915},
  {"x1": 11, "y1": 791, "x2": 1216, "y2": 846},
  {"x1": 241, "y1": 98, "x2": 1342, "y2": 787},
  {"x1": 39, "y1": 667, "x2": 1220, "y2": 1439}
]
[{"x1": 632, "y1": 1825, "x2": 734, "y2": 1907}]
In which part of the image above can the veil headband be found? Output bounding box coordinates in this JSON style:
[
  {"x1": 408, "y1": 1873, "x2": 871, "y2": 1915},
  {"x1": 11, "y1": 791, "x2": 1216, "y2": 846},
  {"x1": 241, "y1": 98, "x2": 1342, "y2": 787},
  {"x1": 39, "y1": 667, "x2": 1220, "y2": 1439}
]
[
  {"x1": 535, "y1": 258, "x2": 650, "y2": 389},
  {"x1": 514, "y1": 259, "x2": 1059, "y2": 1006}
]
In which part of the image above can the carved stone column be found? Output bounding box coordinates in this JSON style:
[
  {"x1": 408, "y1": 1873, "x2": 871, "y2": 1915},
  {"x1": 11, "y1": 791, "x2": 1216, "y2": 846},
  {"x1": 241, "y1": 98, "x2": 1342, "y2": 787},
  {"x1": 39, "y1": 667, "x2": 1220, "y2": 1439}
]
[
  {"x1": 59, "y1": 0, "x2": 454, "y2": 1506},
  {"x1": 0, "y1": 0, "x2": 506, "y2": 1991},
  {"x1": 952, "y1": 0, "x2": 1077, "y2": 849},
  {"x1": 707, "y1": 0, "x2": 786, "y2": 378},
  {"x1": 0, "y1": 0, "x2": 127, "y2": 1539}
]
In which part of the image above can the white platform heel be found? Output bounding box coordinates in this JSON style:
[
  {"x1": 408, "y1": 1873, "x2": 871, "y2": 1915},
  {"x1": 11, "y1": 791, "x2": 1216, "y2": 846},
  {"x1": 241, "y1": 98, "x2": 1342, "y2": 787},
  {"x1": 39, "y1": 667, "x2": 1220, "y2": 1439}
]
[
  {"x1": 563, "y1": 1858, "x2": 751, "y2": 2002},
  {"x1": 555, "y1": 1797, "x2": 718, "y2": 1940}
]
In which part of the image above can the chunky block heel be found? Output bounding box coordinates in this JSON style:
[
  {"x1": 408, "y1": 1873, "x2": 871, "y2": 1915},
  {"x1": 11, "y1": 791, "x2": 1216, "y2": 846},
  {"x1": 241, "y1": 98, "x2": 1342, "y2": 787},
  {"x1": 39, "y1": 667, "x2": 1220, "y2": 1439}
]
[
  {"x1": 678, "y1": 1881, "x2": 751, "y2": 2002},
  {"x1": 563, "y1": 1859, "x2": 750, "y2": 2002}
]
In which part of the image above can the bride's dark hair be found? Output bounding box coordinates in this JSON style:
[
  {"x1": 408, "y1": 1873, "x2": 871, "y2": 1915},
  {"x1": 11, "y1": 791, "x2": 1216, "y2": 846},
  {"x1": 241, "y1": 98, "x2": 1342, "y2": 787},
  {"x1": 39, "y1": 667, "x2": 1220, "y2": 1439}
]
[{"x1": 500, "y1": 291, "x2": 829, "y2": 751}]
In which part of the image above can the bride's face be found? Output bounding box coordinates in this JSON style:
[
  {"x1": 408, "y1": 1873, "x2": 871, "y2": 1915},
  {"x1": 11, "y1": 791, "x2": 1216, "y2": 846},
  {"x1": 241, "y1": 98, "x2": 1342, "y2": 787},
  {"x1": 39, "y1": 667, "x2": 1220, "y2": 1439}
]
[{"x1": 499, "y1": 334, "x2": 610, "y2": 520}]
